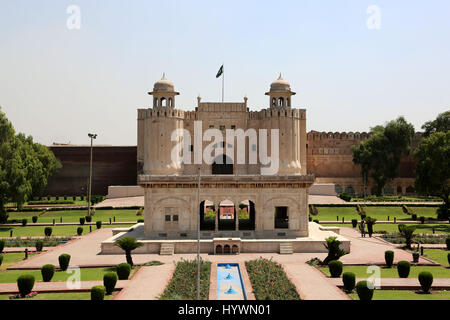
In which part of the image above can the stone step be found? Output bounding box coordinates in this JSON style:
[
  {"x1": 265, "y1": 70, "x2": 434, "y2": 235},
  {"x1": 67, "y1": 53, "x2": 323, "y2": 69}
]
[
  {"x1": 279, "y1": 242, "x2": 293, "y2": 254},
  {"x1": 160, "y1": 243, "x2": 175, "y2": 255}
]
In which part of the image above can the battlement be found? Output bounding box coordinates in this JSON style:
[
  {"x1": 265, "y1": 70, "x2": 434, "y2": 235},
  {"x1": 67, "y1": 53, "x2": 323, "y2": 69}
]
[
  {"x1": 248, "y1": 108, "x2": 306, "y2": 120},
  {"x1": 137, "y1": 108, "x2": 185, "y2": 119}
]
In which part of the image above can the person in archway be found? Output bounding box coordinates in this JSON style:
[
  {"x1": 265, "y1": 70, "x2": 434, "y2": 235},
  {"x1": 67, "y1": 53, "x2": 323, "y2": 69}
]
[{"x1": 359, "y1": 219, "x2": 366, "y2": 237}]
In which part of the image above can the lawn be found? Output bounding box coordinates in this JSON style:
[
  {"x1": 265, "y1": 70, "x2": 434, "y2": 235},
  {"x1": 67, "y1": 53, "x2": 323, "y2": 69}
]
[
  {"x1": 0, "y1": 292, "x2": 114, "y2": 300},
  {"x1": 0, "y1": 253, "x2": 34, "y2": 271},
  {"x1": 349, "y1": 290, "x2": 450, "y2": 300},
  {"x1": 326, "y1": 223, "x2": 449, "y2": 234},
  {"x1": 313, "y1": 206, "x2": 439, "y2": 222},
  {"x1": 0, "y1": 224, "x2": 133, "y2": 237},
  {"x1": 318, "y1": 265, "x2": 450, "y2": 278},
  {"x1": 0, "y1": 266, "x2": 138, "y2": 283},
  {"x1": 7, "y1": 209, "x2": 140, "y2": 224},
  {"x1": 160, "y1": 260, "x2": 211, "y2": 300},
  {"x1": 246, "y1": 258, "x2": 300, "y2": 300},
  {"x1": 423, "y1": 249, "x2": 450, "y2": 266}
]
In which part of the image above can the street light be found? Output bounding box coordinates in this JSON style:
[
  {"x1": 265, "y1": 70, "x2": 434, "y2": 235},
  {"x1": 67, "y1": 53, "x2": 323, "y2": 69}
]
[{"x1": 88, "y1": 133, "x2": 97, "y2": 216}]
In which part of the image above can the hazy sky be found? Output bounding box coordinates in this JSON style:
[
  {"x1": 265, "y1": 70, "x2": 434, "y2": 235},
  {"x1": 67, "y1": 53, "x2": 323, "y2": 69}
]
[{"x1": 0, "y1": 0, "x2": 449, "y2": 146}]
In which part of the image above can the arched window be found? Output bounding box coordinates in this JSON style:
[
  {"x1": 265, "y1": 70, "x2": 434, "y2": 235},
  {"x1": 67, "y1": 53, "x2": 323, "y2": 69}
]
[
  {"x1": 216, "y1": 245, "x2": 223, "y2": 254},
  {"x1": 278, "y1": 97, "x2": 284, "y2": 107},
  {"x1": 161, "y1": 97, "x2": 166, "y2": 107},
  {"x1": 287, "y1": 98, "x2": 290, "y2": 107},
  {"x1": 272, "y1": 98, "x2": 276, "y2": 107},
  {"x1": 169, "y1": 98, "x2": 173, "y2": 107}
]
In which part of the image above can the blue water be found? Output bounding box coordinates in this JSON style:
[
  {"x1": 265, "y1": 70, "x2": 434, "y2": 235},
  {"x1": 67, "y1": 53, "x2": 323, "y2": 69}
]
[{"x1": 216, "y1": 263, "x2": 247, "y2": 300}]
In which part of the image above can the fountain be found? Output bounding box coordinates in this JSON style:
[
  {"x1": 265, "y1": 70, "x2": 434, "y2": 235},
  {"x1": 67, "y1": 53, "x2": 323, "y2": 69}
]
[{"x1": 216, "y1": 263, "x2": 247, "y2": 300}]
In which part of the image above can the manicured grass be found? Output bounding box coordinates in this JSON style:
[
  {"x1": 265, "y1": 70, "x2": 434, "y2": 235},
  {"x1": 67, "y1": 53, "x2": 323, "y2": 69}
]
[
  {"x1": 0, "y1": 253, "x2": 33, "y2": 271},
  {"x1": 314, "y1": 206, "x2": 439, "y2": 222},
  {"x1": 318, "y1": 265, "x2": 450, "y2": 278},
  {"x1": 326, "y1": 223, "x2": 449, "y2": 234},
  {"x1": 160, "y1": 260, "x2": 210, "y2": 300},
  {"x1": 0, "y1": 292, "x2": 113, "y2": 300},
  {"x1": 424, "y1": 249, "x2": 450, "y2": 266},
  {"x1": 0, "y1": 224, "x2": 133, "y2": 237},
  {"x1": 246, "y1": 258, "x2": 300, "y2": 300},
  {"x1": 7, "y1": 209, "x2": 140, "y2": 224},
  {"x1": 349, "y1": 290, "x2": 450, "y2": 300},
  {"x1": 0, "y1": 266, "x2": 138, "y2": 283}
]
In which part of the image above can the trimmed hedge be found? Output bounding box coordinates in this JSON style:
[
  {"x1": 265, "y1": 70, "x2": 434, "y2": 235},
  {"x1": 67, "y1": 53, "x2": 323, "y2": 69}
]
[
  {"x1": 355, "y1": 280, "x2": 374, "y2": 301},
  {"x1": 79, "y1": 217, "x2": 85, "y2": 225},
  {"x1": 397, "y1": 261, "x2": 411, "y2": 278},
  {"x1": 103, "y1": 272, "x2": 118, "y2": 295},
  {"x1": 446, "y1": 237, "x2": 450, "y2": 250},
  {"x1": 17, "y1": 275, "x2": 35, "y2": 297},
  {"x1": 91, "y1": 285, "x2": 106, "y2": 300},
  {"x1": 35, "y1": 240, "x2": 44, "y2": 252},
  {"x1": 22, "y1": 219, "x2": 27, "y2": 226},
  {"x1": 32, "y1": 216, "x2": 38, "y2": 223},
  {"x1": 328, "y1": 260, "x2": 343, "y2": 278},
  {"x1": 351, "y1": 219, "x2": 358, "y2": 228},
  {"x1": 0, "y1": 254, "x2": 3, "y2": 266},
  {"x1": 342, "y1": 272, "x2": 356, "y2": 293},
  {"x1": 44, "y1": 227, "x2": 52, "y2": 237},
  {"x1": 77, "y1": 227, "x2": 83, "y2": 236},
  {"x1": 0, "y1": 240, "x2": 5, "y2": 253},
  {"x1": 418, "y1": 271, "x2": 433, "y2": 293},
  {"x1": 96, "y1": 221, "x2": 102, "y2": 229},
  {"x1": 41, "y1": 264, "x2": 55, "y2": 282},
  {"x1": 384, "y1": 250, "x2": 394, "y2": 268},
  {"x1": 58, "y1": 254, "x2": 71, "y2": 271},
  {"x1": 85, "y1": 216, "x2": 92, "y2": 223},
  {"x1": 116, "y1": 263, "x2": 131, "y2": 280}
]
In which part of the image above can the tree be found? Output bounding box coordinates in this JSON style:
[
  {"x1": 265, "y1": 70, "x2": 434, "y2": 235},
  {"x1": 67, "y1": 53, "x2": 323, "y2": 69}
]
[
  {"x1": 421, "y1": 110, "x2": 450, "y2": 137},
  {"x1": 0, "y1": 108, "x2": 61, "y2": 212},
  {"x1": 398, "y1": 224, "x2": 416, "y2": 249},
  {"x1": 414, "y1": 131, "x2": 450, "y2": 219},
  {"x1": 322, "y1": 236, "x2": 348, "y2": 265},
  {"x1": 114, "y1": 237, "x2": 143, "y2": 267},
  {"x1": 352, "y1": 117, "x2": 415, "y2": 195},
  {"x1": 364, "y1": 216, "x2": 377, "y2": 237}
]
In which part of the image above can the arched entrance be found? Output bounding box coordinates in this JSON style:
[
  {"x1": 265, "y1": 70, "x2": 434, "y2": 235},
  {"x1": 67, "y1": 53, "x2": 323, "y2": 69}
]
[
  {"x1": 218, "y1": 199, "x2": 236, "y2": 231},
  {"x1": 200, "y1": 200, "x2": 216, "y2": 231},
  {"x1": 238, "y1": 200, "x2": 255, "y2": 230},
  {"x1": 215, "y1": 245, "x2": 223, "y2": 254}
]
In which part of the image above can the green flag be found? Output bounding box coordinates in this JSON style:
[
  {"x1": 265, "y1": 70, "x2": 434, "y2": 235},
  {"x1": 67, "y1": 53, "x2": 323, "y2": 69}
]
[{"x1": 216, "y1": 65, "x2": 224, "y2": 78}]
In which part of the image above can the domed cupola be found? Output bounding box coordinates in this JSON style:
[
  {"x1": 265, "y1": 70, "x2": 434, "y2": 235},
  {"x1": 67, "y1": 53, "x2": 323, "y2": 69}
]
[
  {"x1": 148, "y1": 73, "x2": 180, "y2": 108},
  {"x1": 265, "y1": 74, "x2": 296, "y2": 109}
]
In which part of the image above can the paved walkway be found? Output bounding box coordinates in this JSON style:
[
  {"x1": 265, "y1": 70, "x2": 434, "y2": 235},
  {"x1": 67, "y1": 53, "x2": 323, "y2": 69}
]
[
  {"x1": 96, "y1": 196, "x2": 144, "y2": 208},
  {"x1": 0, "y1": 280, "x2": 128, "y2": 294}
]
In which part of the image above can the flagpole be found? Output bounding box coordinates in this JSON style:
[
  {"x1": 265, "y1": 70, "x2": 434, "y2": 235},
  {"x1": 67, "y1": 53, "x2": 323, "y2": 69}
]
[{"x1": 222, "y1": 63, "x2": 224, "y2": 102}]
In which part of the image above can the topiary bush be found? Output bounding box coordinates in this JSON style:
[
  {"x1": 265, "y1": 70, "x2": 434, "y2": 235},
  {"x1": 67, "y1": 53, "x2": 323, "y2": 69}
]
[
  {"x1": 22, "y1": 219, "x2": 27, "y2": 226},
  {"x1": 96, "y1": 221, "x2": 102, "y2": 229},
  {"x1": 32, "y1": 216, "x2": 38, "y2": 223},
  {"x1": 17, "y1": 275, "x2": 35, "y2": 297},
  {"x1": 116, "y1": 263, "x2": 131, "y2": 280},
  {"x1": 85, "y1": 216, "x2": 92, "y2": 223},
  {"x1": 351, "y1": 219, "x2": 358, "y2": 228},
  {"x1": 77, "y1": 227, "x2": 83, "y2": 236},
  {"x1": 103, "y1": 272, "x2": 118, "y2": 295},
  {"x1": 41, "y1": 264, "x2": 55, "y2": 282},
  {"x1": 58, "y1": 254, "x2": 71, "y2": 271},
  {"x1": 79, "y1": 217, "x2": 85, "y2": 225},
  {"x1": 0, "y1": 240, "x2": 5, "y2": 253},
  {"x1": 447, "y1": 252, "x2": 449, "y2": 266},
  {"x1": 419, "y1": 216, "x2": 425, "y2": 224},
  {"x1": 418, "y1": 271, "x2": 433, "y2": 293},
  {"x1": 342, "y1": 272, "x2": 356, "y2": 293},
  {"x1": 91, "y1": 285, "x2": 106, "y2": 301},
  {"x1": 355, "y1": 280, "x2": 374, "y2": 300},
  {"x1": 411, "y1": 213, "x2": 417, "y2": 221},
  {"x1": 328, "y1": 260, "x2": 343, "y2": 278},
  {"x1": 385, "y1": 250, "x2": 394, "y2": 268},
  {"x1": 35, "y1": 240, "x2": 44, "y2": 252},
  {"x1": 397, "y1": 260, "x2": 411, "y2": 278},
  {"x1": 44, "y1": 227, "x2": 52, "y2": 237},
  {"x1": 446, "y1": 237, "x2": 450, "y2": 250},
  {"x1": 0, "y1": 254, "x2": 3, "y2": 266}
]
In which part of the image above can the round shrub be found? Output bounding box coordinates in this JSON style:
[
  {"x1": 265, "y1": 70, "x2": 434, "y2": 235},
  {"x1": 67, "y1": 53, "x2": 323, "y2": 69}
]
[
  {"x1": 103, "y1": 272, "x2": 118, "y2": 295},
  {"x1": 355, "y1": 280, "x2": 374, "y2": 300},
  {"x1": 328, "y1": 260, "x2": 343, "y2": 278},
  {"x1": 96, "y1": 221, "x2": 102, "y2": 229},
  {"x1": 342, "y1": 272, "x2": 356, "y2": 293},
  {"x1": 447, "y1": 252, "x2": 450, "y2": 266},
  {"x1": 91, "y1": 285, "x2": 106, "y2": 301},
  {"x1": 351, "y1": 219, "x2": 358, "y2": 228},
  {"x1": 35, "y1": 240, "x2": 44, "y2": 252},
  {"x1": 0, "y1": 240, "x2": 5, "y2": 253},
  {"x1": 44, "y1": 227, "x2": 52, "y2": 237},
  {"x1": 418, "y1": 271, "x2": 433, "y2": 293},
  {"x1": 32, "y1": 216, "x2": 38, "y2": 223},
  {"x1": 77, "y1": 227, "x2": 83, "y2": 236},
  {"x1": 116, "y1": 263, "x2": 131, "y2": 280},
  {"x1": 411, "y1": 213, "x2": 417, "y2": 221},
  {"x1": 22, "y1": 219, "x2": 27, "y2": 226},
  {"x1": 85, "y1": 216, "x2": 92, "y2": 223},
  {"x1": 446, "y1": 237, "x2": 450, "y2": 250},
  {"x1": 419, "y1": 216, "x2": 425, "y2": 224},
  {"x1": 58, "y1": 254, "x2": 71, "y2": 271},
  {"x1": 397, "y1": 260, "x2": 411, "y2": 278},
  {"x1": 17, "y1": 275, "x2": 35, "y2": 297},
  {"x1": 79, "y1": 217, "x2": 85, "y2": 225},
  {"x1": 385, "y1": 250, "x2": 394, "y2": 268},
  {"x1": 0, "y1": 254, "x2": 3, "y2": 266},
  {"x1": 41, "y1": 264, "x2": 55, "y2": 282}
]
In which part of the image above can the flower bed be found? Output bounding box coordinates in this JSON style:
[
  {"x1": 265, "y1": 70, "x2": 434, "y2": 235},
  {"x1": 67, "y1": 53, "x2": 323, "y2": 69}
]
[
  {"x1": 245, "y1": 258, "x2": 300, "y2": 300},
  {"x1": 160, "y1": 259, "x2": 211, "y2": 300}
]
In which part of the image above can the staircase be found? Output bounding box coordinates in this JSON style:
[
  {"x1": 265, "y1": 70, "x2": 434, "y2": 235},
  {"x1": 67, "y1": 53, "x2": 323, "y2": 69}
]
[
  {"x1": 160, "y1": 243, "x2": 175, "y2": 255},
  {"x1": 279, "y1": 242, "x2": 293, "y2": 254}
]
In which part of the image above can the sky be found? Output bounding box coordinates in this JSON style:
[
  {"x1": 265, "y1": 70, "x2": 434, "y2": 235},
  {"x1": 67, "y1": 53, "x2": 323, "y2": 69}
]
[{"x1": 0, "y1": 0, "x2": 449, "y2": 146}]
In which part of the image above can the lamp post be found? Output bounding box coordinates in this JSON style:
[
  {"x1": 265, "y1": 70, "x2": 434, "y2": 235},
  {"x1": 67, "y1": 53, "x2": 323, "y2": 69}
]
[
  {"x1": 87, "y1": 133, "x2": 97, "y2": 216},
  {"x1": 196, "y1": 167, "x2": 201, "y2": 300}
]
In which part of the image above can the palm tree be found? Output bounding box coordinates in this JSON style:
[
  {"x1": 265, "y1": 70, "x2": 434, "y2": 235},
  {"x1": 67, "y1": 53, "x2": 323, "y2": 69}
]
[
  {"x1": 398, "y1": 224, "x2": 416, "y2": 249},
  {"x1": 364, "y1": 216, "x2": 377, "y2": 237},
  {"x1": 114, "y1": 237, "x2": 143, "y2": 267}
]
